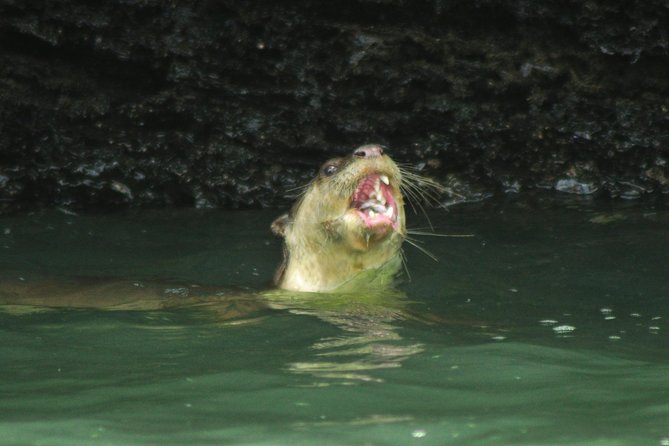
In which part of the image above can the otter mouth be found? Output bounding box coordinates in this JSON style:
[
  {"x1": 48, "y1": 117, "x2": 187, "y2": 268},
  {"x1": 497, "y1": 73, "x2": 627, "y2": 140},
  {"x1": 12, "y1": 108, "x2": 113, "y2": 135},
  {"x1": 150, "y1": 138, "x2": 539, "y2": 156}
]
[{"x1": 350, "y1": 174, "x2": 399, "y2": 230}]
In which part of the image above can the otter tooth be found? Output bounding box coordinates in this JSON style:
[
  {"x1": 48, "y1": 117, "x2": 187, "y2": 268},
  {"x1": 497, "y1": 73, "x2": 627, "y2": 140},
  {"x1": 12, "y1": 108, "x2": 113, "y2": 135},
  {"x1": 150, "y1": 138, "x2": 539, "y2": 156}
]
[
  {"x1": 380, "y1": 175, "x2": 390, "y2": 185},
  {"x1": 385, "y1": 206, "x2": 394, "y2": 218},
  {"x1": 368, "y1": 210, "x2": 376, "y2": 218}
]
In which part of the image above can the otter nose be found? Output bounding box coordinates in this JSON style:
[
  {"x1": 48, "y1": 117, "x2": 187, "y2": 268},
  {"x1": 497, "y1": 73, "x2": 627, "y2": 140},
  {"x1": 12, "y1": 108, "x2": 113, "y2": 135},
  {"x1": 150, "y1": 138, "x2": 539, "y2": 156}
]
[{"x1": 353, "y1": 144, "x2": 384, "y2": 158}]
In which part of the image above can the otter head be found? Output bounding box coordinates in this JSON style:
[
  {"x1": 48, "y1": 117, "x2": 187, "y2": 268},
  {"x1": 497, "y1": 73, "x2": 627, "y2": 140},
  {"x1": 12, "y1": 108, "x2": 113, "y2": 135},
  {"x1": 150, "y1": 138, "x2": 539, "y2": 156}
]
[{"x1": 272, "y1": 144, "x2": 406, "y2": 293}]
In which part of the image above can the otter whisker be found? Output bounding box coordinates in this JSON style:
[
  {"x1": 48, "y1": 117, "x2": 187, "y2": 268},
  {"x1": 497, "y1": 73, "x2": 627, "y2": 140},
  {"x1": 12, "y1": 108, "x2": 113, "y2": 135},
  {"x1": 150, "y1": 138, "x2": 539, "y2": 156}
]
[
  {"x1": 407, "y1": 230, "x2": 474, "y2": 238},
  {"x1": 398, "y1": 163, "x2": 468, "y2": 203},
  {"x1": 397, "y1": 164, "x2": 464, "y2": 235},
  {"x1": 400, "y1": 183, "x2": 437, "y2": 231},
  {"x1": 400, "y1": 171, "x2": 447, "y2": 204},
  {"x1": 404, "y1": 237, "x2": 439, "y2": 262},
  {"x1": 410, "y1": 195, "x2": 435, "y2": 232},
  {"x1": 401, "y1": 179, "x2": 435, "y2": 203},
  {"x1": 400, "y1": 184, "x2": 423, "y2": 217},
  {"x1": 284, "y1": 182, "x2": 311, "y2": 195},
  {"x1": 399, "y1": 248, "x2": 412, "y2": 282},
  {"x1": 399, "y1": 169, "x2": 445, "y2": 201},
  {"x1": 399, "y1": 182, "x2": 421, "y2": 211}
]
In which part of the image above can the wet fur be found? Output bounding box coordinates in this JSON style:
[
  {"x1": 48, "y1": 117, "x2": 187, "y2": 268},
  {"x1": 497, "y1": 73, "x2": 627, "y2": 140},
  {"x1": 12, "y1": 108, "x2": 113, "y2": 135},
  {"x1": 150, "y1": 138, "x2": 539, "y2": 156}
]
[{"x1": 272, "y1": 146, "x2": 407, "y2": 292}]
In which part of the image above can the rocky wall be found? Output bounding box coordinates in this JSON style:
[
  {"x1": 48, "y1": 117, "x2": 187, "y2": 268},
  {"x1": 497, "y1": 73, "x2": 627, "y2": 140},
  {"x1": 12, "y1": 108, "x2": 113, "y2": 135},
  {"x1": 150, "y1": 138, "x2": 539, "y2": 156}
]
[{"x1": 1, "y1": 0, "x2": 668, "y2": 211}]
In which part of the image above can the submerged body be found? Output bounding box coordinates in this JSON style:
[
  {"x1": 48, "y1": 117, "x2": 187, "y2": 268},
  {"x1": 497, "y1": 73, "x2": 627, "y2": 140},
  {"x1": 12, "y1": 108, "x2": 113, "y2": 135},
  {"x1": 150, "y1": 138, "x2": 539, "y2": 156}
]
[{"x1": 0, "y1": 144, "x2": 409, "y2": 310}]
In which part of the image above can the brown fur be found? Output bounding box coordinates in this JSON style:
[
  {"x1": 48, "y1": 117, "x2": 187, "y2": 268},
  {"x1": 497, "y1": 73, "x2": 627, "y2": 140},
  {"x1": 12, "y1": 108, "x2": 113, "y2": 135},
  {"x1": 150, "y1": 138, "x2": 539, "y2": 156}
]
[{"x1": 273, "y1": 144, "x2": 406, "y2": 292}]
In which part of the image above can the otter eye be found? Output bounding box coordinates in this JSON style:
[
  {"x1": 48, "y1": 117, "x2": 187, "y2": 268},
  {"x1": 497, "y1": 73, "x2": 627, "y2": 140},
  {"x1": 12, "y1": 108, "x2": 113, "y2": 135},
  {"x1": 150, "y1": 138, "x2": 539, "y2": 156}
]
[
  {"x1": 322, "y1": 164, "x2": 338, "y2": 176},
  {"x1": 319, "y1": 157, "x2": 344, "y2": 178}
]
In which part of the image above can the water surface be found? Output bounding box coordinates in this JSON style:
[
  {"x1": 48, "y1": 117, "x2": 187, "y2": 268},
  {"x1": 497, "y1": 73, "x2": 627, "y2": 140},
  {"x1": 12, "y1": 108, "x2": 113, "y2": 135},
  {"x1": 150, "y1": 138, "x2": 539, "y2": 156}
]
[{"x1": 1, "y1": 197, "x2": 668, "y2": 445}]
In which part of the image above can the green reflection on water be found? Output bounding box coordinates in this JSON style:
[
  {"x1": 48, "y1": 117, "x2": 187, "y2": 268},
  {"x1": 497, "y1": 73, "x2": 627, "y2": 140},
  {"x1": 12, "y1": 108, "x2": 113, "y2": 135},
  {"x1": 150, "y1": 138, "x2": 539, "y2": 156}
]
[{"x1": 1, "y1": 198, "x2": 668, "y2": 445}]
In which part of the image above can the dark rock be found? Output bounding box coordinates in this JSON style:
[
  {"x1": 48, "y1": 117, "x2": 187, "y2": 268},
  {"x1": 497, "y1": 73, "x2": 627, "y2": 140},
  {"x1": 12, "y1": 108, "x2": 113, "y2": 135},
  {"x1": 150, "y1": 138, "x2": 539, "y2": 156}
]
[{"x1": 1, "y1": 0, "x2": 668, "y2": 212}]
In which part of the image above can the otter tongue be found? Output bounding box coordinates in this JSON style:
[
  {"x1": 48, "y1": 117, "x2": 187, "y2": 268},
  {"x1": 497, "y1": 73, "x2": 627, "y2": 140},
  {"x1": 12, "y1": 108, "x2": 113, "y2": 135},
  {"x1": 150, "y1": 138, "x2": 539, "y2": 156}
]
[{"x1": 360, "y1": 202, "x2": 387, "y2": 213}]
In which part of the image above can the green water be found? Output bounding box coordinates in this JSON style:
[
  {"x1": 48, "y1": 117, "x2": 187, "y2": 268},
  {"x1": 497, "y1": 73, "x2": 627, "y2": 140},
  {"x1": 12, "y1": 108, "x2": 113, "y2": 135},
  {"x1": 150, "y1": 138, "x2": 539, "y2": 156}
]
[{"x1": 1, "y1": 198, "x2": 668, "y2": 446}]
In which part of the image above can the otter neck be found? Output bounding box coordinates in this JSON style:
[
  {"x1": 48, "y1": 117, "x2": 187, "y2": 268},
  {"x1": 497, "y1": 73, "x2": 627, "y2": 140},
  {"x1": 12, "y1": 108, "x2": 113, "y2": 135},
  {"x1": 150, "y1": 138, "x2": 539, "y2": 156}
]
[{"x1": 279, "y1": 237, "x2": 403, "y2": 293}]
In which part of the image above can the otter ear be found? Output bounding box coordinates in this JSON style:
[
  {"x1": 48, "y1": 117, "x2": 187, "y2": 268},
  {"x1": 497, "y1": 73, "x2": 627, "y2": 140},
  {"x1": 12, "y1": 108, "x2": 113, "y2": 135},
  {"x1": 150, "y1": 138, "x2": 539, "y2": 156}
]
[{"x1": 271, "y1": 213, "x2": 291, "y2": 237}]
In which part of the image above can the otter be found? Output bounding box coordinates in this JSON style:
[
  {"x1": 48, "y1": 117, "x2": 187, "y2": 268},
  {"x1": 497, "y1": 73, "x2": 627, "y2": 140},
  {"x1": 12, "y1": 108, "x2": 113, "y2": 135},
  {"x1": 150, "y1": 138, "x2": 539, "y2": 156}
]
[
  {"x1": 0, "y1": 144, "x2": 412, "y2": 311},
  {"x1": 272, "y1": 144, "x2": 406, "y2": 293}
]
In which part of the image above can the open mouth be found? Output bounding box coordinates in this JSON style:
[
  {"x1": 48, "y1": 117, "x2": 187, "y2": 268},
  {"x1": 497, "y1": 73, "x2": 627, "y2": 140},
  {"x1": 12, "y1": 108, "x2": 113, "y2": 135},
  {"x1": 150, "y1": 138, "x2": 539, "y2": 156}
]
[{"x1": 350, "y1": 174, "x2": 399, "y2": 230}]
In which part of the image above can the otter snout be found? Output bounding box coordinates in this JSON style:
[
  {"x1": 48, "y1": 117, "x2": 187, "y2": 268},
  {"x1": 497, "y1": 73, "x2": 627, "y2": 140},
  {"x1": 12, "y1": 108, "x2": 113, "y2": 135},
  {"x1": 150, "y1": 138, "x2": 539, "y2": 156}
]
[{"x1": 353, "y1": 144, "x2": 384, "y2": 159}]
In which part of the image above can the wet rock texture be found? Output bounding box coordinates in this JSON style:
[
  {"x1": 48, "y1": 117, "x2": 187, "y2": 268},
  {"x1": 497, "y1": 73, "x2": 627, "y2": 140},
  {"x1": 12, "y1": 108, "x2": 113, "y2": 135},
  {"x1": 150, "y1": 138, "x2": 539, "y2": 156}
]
[{"x1": 1, "y1": 0, "x2": 668, "y2": 211}]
